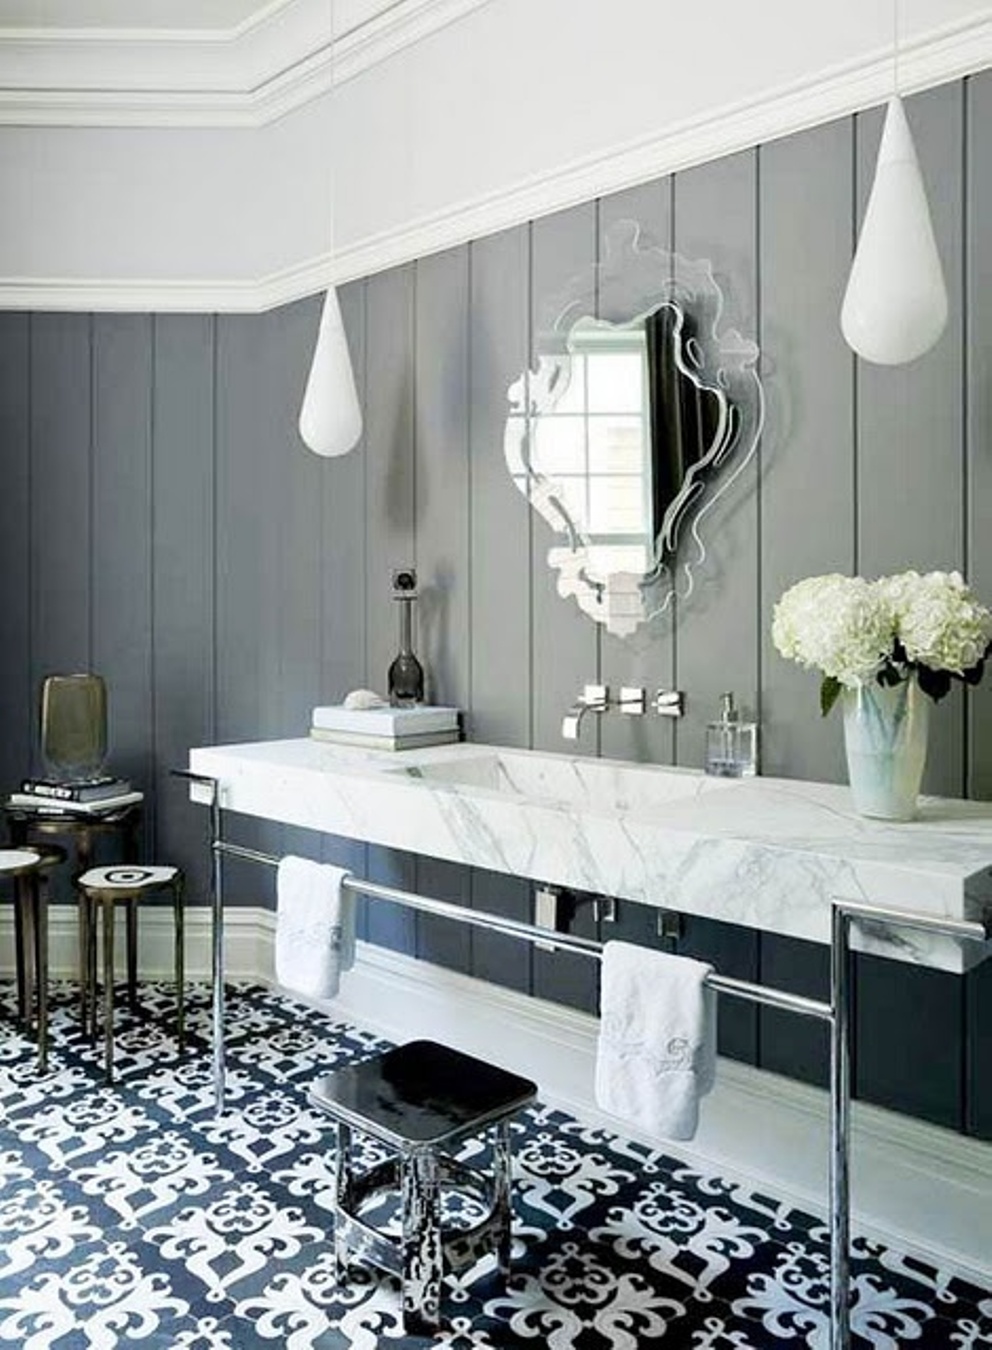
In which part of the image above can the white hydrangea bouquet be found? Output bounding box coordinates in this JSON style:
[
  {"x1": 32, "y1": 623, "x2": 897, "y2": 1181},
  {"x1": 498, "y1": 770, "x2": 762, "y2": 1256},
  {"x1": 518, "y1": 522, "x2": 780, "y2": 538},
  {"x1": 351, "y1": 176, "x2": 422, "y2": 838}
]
[
  {"x1": 773, "y1": 570, "x2": 991, "y2": 818},
  {"x1": 772, "y1": 569, "x2": 992, "y2": 714}
]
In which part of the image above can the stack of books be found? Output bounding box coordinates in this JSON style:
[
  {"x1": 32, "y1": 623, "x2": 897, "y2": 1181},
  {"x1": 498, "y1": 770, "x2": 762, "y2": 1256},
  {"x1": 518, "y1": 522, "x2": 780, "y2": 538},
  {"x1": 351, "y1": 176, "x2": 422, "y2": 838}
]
[
  {"x1": 310, "y1": 704, "x2": 461, "y2": 751},
  {"x1": 7, "y1": 774, "x2": 142, "y2": 814}
]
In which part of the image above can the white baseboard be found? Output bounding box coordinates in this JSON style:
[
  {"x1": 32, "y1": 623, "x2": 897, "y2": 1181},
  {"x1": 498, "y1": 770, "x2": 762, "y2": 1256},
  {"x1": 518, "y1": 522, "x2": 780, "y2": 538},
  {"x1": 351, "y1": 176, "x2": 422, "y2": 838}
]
[{"x1": 3, "y1": 905, "x2": 989, "y2": 1286}]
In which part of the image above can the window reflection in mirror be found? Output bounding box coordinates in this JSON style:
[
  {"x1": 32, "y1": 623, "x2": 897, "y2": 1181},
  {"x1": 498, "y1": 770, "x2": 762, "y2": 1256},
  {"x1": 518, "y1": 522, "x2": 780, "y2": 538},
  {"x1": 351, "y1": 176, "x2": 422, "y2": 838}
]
[
  {"x1": 532, "y1": 318, "x2": 655, "y2": 583},
  {"x1": 504, "y1": 220, "x2": 763, "y2": 638}
]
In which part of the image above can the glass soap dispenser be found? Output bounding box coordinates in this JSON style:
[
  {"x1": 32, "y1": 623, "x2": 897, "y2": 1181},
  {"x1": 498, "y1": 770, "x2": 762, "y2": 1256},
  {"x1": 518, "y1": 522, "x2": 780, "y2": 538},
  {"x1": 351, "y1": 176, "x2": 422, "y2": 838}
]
[{"x1": 705, "y1": 692, "x2": 757, "y2": 778}]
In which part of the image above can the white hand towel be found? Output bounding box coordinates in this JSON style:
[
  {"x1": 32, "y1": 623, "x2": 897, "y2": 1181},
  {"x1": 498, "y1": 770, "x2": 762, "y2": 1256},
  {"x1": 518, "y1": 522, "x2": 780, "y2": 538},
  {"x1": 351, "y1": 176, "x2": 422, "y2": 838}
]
[
  {"x1": 275, "y1": 856, "x2": 356, "y2": 1000},
  {"x1": 595, "y1": 940, "x2": 716, "y2": 1141}
]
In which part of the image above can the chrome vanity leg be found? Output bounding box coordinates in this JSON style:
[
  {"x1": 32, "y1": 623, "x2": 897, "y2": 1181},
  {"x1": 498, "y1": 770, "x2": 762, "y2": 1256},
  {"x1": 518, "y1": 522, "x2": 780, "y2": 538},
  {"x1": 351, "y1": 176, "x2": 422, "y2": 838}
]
[
  {"x1": 209, "y1": 785, "x2": 226, "y2": 1116},
  {"x1": 829, "y1": 904, "x2": 852, "y2": 1350}
]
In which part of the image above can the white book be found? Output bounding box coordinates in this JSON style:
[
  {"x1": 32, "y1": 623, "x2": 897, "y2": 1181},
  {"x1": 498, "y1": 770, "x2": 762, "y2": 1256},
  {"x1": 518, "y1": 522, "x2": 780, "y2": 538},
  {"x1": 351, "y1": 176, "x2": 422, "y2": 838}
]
[
  {"x1": 309, "y1": 727, "x2": 460, "y2": 750},
  {"x1": 311, "y1": 704, "x2": 460, "y2": 736},
  {"x1": 5, "y1": 790, "x2": 144, "y2": 816}
]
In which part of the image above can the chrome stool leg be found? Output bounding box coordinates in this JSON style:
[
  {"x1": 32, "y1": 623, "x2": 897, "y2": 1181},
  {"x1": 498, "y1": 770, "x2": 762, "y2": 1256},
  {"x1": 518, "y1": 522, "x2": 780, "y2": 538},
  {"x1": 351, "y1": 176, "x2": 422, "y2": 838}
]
[
  {"x1": 492, "y1": 1121, "x2": 513, "y2": 1290},
  {"x1": 401, "y1": 1148, "x2": 442, "y2": 1336}
]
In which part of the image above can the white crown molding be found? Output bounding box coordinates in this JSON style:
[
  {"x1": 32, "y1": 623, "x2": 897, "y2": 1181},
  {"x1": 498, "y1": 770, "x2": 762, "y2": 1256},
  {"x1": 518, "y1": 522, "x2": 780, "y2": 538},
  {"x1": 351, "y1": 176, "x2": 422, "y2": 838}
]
[
  {"x1": 0, "y1": 251, "x2": 331, "y2": 314},
  {"x1": 2, "y1": 12, "x2": 991, "y2": 313},
  {"x1": 0, "y1": 0, "x2": 493, "y2": 128},
  {"x1": 3, "y1": 903, "x2": 989, "y2": 1283}
]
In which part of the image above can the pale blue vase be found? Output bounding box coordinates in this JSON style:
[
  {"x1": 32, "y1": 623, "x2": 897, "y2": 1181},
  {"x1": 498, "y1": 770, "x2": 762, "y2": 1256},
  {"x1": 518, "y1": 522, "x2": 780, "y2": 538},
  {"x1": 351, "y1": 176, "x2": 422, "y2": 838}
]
[{"x1": 842, "y1": 679, "x2": 929, "y2": 821}]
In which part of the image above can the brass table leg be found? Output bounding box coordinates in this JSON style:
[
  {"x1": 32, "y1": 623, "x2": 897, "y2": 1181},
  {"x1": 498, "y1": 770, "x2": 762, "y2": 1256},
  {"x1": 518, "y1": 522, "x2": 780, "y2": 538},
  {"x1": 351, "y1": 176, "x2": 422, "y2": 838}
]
[
  {"x1": 35, "y1": 872, "x2": 48, "y2": 1073},
  {"x1": 102, "y1": 898, "x2": 115, "y2": 1084},
  {"x1": 174, "y1": 874, "x2": 185, "y2": 1053}
]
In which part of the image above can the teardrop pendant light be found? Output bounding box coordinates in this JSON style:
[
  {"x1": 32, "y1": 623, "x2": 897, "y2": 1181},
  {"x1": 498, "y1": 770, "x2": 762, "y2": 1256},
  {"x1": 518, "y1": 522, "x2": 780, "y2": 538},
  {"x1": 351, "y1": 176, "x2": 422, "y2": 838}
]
[
  {"x1": 840, "y1": 95, "x2": 947, "y2": 365},
  {"x1": 298, "y1": 1, "x2": 363, "y2": 457},
  {"x1": 299, "y1": 285, "x2": 363, "y2": 457}
]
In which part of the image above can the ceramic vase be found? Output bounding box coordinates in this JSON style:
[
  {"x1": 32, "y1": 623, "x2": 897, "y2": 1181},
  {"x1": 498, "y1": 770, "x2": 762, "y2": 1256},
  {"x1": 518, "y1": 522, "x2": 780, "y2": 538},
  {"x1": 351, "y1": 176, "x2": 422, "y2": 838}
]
[{"x1": 842, "y1": 678, "x2": 929, "y2": 822}]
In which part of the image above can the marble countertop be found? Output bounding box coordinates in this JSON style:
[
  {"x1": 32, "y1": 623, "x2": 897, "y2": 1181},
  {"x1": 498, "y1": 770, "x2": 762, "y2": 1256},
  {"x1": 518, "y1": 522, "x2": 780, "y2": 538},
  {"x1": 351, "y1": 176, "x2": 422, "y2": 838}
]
[{"x1": 188, "y1": 738, "x2": 992, "y2": 972}]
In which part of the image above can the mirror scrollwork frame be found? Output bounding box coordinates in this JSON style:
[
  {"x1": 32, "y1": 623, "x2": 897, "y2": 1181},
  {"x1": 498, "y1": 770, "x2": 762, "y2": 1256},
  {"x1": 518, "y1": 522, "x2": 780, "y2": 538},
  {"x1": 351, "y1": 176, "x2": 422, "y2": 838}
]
[{"x1": 504, "y1": 220, "x2": 764, "y2": 637}]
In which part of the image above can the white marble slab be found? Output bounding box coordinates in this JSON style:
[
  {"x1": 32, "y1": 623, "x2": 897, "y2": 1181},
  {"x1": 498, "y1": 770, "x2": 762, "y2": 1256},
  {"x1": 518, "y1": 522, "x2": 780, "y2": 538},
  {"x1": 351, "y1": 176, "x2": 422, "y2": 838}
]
[{"x1": 188, "y1": 738, "x2": 992, "y2": 972}]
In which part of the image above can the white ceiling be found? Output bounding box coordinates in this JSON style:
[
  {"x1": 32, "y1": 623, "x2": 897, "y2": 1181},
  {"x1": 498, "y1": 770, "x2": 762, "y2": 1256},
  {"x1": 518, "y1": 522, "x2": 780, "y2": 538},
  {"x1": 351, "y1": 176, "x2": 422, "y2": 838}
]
[{"x1": 0, "y1": 0, "x2": 281, "y2": 29}]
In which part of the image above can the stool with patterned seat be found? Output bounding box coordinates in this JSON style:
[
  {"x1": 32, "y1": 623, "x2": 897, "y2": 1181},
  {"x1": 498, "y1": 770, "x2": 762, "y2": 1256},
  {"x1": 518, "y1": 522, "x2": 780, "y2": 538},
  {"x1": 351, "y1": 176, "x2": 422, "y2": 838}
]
[
  {"x1": 74, "y1": 864, "x2": 185, "y2": 1083},
  {"x1": 1, "y1": 843, "x2": 66, "y2": 1071},
  {"x1": 309, "y1": 1039, "x2": 537, "y2": 1335}
]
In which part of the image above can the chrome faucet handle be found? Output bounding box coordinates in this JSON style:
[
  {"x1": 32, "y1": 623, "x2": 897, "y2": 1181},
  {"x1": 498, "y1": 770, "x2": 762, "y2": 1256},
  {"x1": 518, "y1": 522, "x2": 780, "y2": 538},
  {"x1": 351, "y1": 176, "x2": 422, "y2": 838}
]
[
  {"x1": 654, "y1": 689, "x2": 685, "y2": 718},
  {"x1": 582, "y1": 683, "x2": 609, "y2": 709},
  {"x1": 618, "y1": 687, "x2": 646, "y2": 715}
]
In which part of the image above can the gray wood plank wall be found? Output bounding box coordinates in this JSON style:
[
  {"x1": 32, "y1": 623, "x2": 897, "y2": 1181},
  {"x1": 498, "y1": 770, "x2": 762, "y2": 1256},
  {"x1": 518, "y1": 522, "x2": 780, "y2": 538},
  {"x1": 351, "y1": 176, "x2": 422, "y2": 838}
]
[{"x1": 2, "y1": 73, "x2": 991, "y2": 1137}]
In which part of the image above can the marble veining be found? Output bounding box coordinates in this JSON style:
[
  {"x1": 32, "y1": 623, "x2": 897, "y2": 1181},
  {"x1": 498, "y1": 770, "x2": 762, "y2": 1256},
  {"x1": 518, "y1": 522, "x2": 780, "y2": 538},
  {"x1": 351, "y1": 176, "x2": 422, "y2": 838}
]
[{"x1": 188, "y1": 739, "x2": 992, "y2": 973}]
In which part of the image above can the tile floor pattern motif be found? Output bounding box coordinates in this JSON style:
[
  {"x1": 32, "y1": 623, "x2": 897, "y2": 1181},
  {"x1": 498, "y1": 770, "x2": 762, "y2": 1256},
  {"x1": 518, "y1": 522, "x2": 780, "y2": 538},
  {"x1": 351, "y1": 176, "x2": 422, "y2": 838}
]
[{"x1": 0, "y1": 982, "x2": 990, "y2": 1349}]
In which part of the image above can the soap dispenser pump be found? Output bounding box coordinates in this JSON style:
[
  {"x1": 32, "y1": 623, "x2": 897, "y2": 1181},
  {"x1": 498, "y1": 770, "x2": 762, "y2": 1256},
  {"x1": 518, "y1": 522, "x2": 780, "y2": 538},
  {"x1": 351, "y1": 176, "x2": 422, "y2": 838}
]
[
  {"x1": 705, "y1": 692, "x2": 757, "y2": 778},
  {"x1": 388, "y1": 567, "x2": 425, "y2": 707}
]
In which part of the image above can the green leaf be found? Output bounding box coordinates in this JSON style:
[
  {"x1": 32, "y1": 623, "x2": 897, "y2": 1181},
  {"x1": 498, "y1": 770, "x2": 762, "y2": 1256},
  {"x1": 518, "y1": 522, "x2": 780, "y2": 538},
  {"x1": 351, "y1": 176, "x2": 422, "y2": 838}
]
[
  {"x1": 916, "y1": 665, "x2": 951, "y2": 702},
  {"x1": 820, "y1": 676, "x2": 842, "y2": 717}
]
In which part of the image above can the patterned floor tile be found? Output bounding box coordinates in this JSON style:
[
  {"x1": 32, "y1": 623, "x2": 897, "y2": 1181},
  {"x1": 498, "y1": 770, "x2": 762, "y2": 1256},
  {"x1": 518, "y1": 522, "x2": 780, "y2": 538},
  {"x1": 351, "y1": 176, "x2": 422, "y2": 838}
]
[{"x1": 1, "y1": 980, "x2": 990, "y2": 1350}]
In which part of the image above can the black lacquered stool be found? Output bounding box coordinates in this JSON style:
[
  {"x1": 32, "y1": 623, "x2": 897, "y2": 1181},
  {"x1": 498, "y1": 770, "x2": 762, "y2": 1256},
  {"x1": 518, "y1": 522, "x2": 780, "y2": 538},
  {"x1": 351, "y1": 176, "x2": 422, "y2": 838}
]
[
  {"x1": 74, "y1": 864, "x2": 185, "y2": 1083},
  {"x1": 309, "y1": 1039, "x2": 537, "y2": 1335}
]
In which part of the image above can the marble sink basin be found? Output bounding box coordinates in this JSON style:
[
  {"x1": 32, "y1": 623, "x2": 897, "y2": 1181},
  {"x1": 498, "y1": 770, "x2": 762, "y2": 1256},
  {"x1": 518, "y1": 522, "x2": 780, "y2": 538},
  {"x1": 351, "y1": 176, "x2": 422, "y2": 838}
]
[{"x1": 388, "y1": 747, "x2": 737, "y2": 815}]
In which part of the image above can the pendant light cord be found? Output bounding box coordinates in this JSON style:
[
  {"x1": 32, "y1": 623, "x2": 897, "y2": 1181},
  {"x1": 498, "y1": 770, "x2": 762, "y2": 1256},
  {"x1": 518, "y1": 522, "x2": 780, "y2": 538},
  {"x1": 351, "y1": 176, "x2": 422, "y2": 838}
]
[{"x1": 892, "y1": 0, "x2": 900, "y2": 96}]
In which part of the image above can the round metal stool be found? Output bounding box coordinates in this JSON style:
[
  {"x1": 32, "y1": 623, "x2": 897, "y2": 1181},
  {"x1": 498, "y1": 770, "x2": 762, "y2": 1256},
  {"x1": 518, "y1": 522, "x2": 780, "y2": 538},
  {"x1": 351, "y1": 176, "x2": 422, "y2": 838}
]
[
  {"x1": 74, "y1": 864, "x2": 185, "y2": 1083},
  {"x1": 1, "y1": 843, "x2": 66, "y2": 1071}
]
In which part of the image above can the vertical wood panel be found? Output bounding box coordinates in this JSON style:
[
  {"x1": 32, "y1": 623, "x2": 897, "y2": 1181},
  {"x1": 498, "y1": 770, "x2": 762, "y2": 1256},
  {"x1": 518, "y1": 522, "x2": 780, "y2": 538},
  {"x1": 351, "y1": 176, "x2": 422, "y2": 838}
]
[
  {"x1": 681, "y1": 916, "x2": 759, "y2": 1064},
  {"x1": 856, "y1": 85, "x2": 966, "y2": 796},
  {"x1": 365, "y1": 263, "x2": 417, "y2": 951},
  {"x1": 532, "y1": 888, "x2": 599, "y2": 1013},
  {"x1": 468, "y1": 225, "x2": 531, "y2": 748},
  {"x1": 671, "y1": 150, "x2": 764, "y2": 1063},
  {"x1": 30, "y1": 315, "x2": 91, "y2": 729},
  {"x1": 758, "y1": 935, "x2": 830, "y2": 1088},
  {"x1": 414, "y1": 246, "x2": 470, "y2": 709},
  {"x1": 92, "y1": 315, "x2": 154, "y2": 823},
  {"x1": 760, "y1": 118, "x2": 856, "y2": 782},
  {"x1": 0, "y1": 315, "x2": 30, "y2": 793},
  {"x1": 598, "y1": 179, "x2": 679, "y2": 767},
  {"x1": 855, "y1": 955, "x2": 963, "y2": 1130},
  {"x1": 321, "y1": 283, "x2": 368, "y2": 705},
  {"x1": 413, "y1": 246, "x2": 472, "y2": 971},
  {"x1": 672, "y1": 150, "x2": 760, "y2": 775},
  {"x1": 215, "y1": 312, "x2": 283, "y2": 876},
  {"x1": 415, "y1": 856, "x2": 471, "y2": 971},
  {"x1": 964, "y1": 68, "x2": 992, "y2": 1138},
  {"x1": 152, "y1": 313, "x2": 215, "y2": 903},
  {"x1": 851, "y1": 87, "x2": 966, "y2": 1126},
  {"x1": 270, "y1": 300, "x2": 325, "y2": 738},
  {"x1": 531, "y1": 204, "x2": 600, "y2": 753},
  {"x1": 470, "y1": 868, "x2": 532, "y2": 993},
  {"x1": 320, "y1": 281, "x2": 370, "y2": 886}
]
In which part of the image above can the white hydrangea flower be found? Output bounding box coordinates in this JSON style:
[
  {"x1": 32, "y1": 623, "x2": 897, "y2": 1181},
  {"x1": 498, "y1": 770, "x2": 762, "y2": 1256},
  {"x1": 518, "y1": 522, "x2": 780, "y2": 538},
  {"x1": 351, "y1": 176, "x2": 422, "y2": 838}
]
[
  {"x1": 772, "y1": 574, "x2": 894, "y2": 687},
  {"x1": 881, "y1": 569, "x2": 992, "y2": 674}
]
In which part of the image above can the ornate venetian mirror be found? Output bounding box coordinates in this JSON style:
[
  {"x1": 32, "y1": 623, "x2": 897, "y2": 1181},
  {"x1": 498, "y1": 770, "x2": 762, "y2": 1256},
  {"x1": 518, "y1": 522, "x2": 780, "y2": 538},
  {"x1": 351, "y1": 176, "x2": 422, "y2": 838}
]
[{"x1": 504, "y1": 220, "x2": 764, "y2": 636}]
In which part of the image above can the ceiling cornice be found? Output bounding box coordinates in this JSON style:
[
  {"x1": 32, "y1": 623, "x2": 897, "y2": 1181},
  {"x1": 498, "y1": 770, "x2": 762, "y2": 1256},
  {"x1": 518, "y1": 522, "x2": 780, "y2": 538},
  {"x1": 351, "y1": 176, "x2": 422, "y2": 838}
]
[
  {"x1": 1, "y1": 8, "x2": 990, "y2": 313},
  {"x1": 0, "y1": 0, "x2": 491, "y2": 127}
]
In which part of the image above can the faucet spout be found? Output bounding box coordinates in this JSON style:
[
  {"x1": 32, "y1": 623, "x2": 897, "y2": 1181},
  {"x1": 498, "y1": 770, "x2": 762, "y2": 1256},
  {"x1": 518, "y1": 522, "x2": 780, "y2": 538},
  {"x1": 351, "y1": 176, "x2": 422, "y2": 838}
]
[{"x1": 561, "y1": 683, "x2": 609, "y2": 741}]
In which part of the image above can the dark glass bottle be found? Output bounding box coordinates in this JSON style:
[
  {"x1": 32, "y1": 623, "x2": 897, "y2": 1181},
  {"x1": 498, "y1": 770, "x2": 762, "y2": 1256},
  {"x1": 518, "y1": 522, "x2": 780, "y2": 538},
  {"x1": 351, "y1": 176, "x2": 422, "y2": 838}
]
[{"x1": 388, "y1": 598, "x2": 424, "y2": 706}]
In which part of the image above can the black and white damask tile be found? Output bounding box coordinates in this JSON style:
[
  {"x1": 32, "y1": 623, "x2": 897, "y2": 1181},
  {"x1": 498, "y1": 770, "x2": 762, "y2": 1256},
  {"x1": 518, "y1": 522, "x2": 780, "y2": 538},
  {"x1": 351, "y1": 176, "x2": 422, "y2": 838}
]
[{"x1": 1, "y1": 981, "x2": 989, "y2": 1348}]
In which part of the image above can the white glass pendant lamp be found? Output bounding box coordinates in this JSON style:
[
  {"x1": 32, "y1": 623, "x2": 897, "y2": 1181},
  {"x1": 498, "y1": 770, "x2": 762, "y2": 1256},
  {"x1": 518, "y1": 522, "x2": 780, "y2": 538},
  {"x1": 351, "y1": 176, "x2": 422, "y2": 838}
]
[
  {"x1": 298, "y1": 285, "x2": 363, "y2": 457},
  {"x1": 840, "y1": 95, "x2": 948, "y2": 365}
]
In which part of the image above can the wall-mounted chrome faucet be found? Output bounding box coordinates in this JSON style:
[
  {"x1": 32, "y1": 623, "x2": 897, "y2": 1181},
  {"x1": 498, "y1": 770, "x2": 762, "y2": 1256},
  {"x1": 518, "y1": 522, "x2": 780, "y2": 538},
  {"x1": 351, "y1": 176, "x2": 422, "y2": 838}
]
[
  {"x1": 561, "y1": 683, "x2": 684, "y2": 739},
  {"x1": 561, "y1": 684, "x2": 610, "y2": 740}
]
